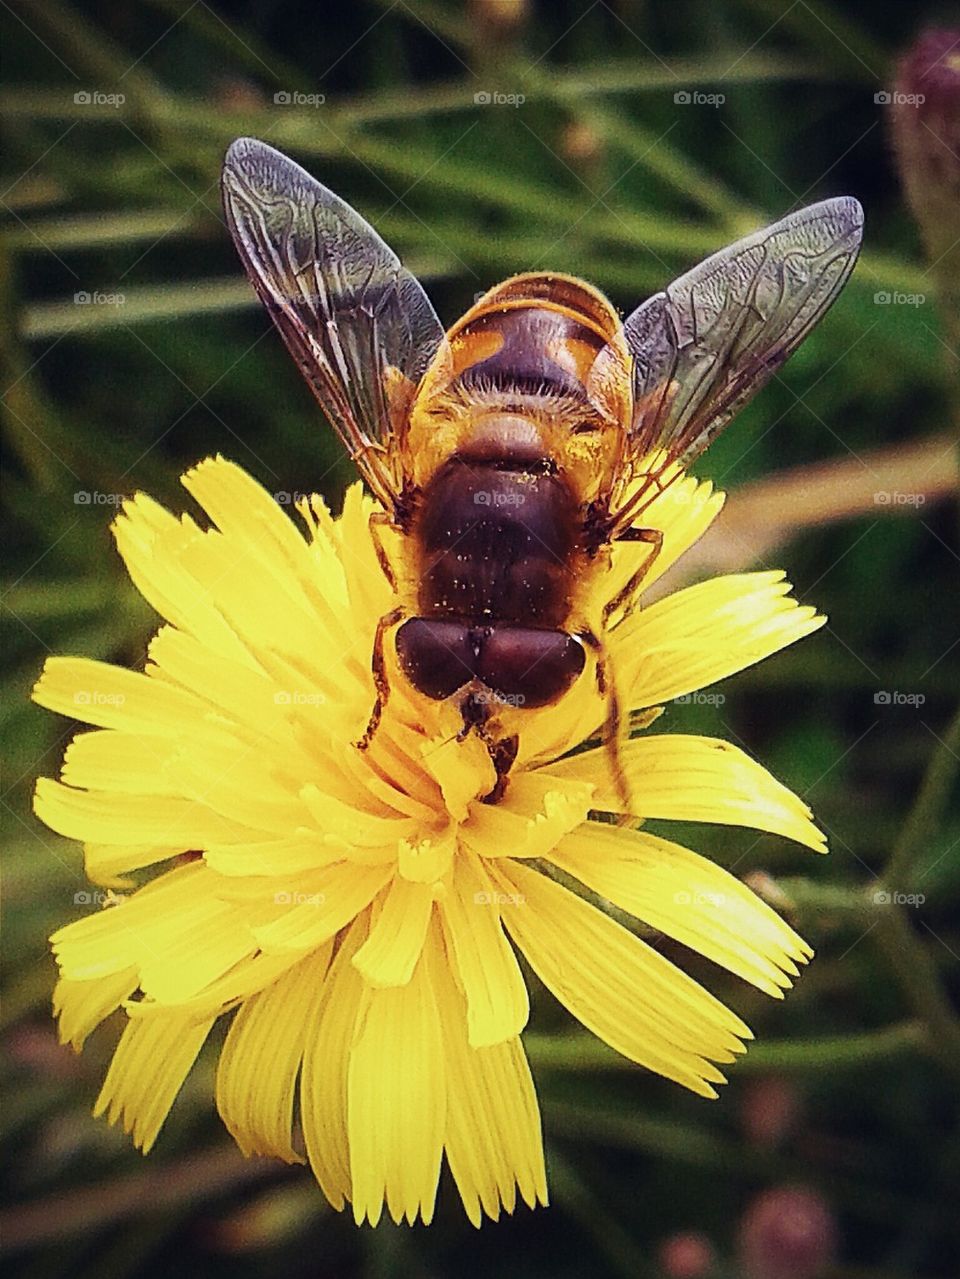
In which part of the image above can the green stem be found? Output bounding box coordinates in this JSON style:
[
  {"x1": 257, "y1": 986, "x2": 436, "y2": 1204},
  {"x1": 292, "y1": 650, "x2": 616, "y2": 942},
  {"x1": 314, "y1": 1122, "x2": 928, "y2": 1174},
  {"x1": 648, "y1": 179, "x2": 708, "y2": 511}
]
[
  {"x1": 883, "y1": 701, "x2": 960, "y2": 891},
  {"x1": 872, "y1": 906, "x2": 960, "y2": 1084},
  {"x1": 526, "y1": 1021, "x2": 922, "y2": 1073}
]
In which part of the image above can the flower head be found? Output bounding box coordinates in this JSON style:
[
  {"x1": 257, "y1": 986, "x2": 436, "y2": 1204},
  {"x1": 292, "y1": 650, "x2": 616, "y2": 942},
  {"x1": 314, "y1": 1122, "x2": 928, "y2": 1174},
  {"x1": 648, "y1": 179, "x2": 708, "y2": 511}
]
[{"x1": 34, "y1": 457, "x2": 825, "y2": 1226}]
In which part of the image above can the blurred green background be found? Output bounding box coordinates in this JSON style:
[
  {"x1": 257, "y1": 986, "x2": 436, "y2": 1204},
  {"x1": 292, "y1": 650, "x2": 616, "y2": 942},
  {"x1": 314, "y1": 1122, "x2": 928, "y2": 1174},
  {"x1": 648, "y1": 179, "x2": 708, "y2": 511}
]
[{"x1": 2, "y1": 2, "x2": 959, "y2": 1276}]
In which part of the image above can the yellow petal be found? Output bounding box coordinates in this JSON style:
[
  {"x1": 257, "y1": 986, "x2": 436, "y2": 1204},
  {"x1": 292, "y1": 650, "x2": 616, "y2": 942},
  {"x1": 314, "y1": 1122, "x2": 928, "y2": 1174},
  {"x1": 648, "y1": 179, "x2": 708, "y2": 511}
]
[
  {"x1": 610, "y1": 571, "x2": 824, "y2": 709},
  {"x1": 301, "y1": 917, "x2": 367, "y2": 1212},
  {"x1": 607, "y1": 471, "x2": 725, "y2": 603},
  {"x1": 94, "y1": 1006, "x2": 214, "y2": 1152},
  {"x1": 61, "y1": 730, "x2": 179, "y2": 795},
  {"x1": 543, "y1": 734, "x2": 827, "y2": 853},
  {"x1": 34, "y1": 778, "x2": 255, "y2": 847},
  {"x1": 112, "y1": 492, "x2": 252, "y2": 663},
  {"x1": 352, "y1": 877, "x2": 435, "y2": 987},
  {"x1": 215, "y1": 947, "x2": 332, "y2": 1163},
  {"x1": 460, "y1": 771, "x2": 593, "y2": 861},
  {"x1": 83, "y1": 841, "x2": 186, "y2": 884},
  {"x1": 552, "y1": 824, "x2": 812, "y2": 997},
  {"x1": 438, "y1": 851, "x2": 529, "y2": 1048},
  {"x1": 32, "y1": 657, "x2": 201, "y2": 733},
  {"x1": 51, "y1": 862, "x2": 208, "y2": 982},
  {"x1": 495, "y1": 861, "x2": 751, "y2": 1097},
  {"x1": 248, "y1": 862, "x2": 392, "y2": 952},
  {"x1": 431, "y1": 927, "x2": 547, "y2": 1226},
  {"x1": 348, "y1": 922, "x2": 446, "y2": 1225},
  {"x1": 53, "y1": 968, "x2": 138, "y2": 1049}
]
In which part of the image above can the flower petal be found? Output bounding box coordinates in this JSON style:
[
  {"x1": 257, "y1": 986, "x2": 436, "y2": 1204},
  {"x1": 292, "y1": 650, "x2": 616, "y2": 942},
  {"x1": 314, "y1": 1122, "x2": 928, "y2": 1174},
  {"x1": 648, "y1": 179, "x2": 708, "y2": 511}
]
[
  {"x1": 352, "y1": 877, "x2": 435, "y2": 987},
  {"x1": 34, "y1": 778, "x2": 255, "y2": 847},
  {"x1": 50, "y1": 862, "x2": 209, "y2": 982},
  {"x1": 438, "y1": 851, "x2": 529, "y2": 1048},
  {"x1": 607, "y1": 471, "x2": 725, "y2": 603},
  {"x1": 301, "y1": 918, "x2": 365, "y2": 1212},
  {"x1": 495, "y1": 861, "x2": 751, "y2": 1097},
  {"x1": 430, "y1": 927, "x2": 547, "y2": 1225},
  {"x1": 33, "y1": 657, "x2": 200, "y2": 733},
  {"x1": 94, "y1": 1006, "x2": 214, "y2": 1152},
  {"x1": 611, "y1": 571, "x2": 825, "y2": 709},
  {"x1": 112, "y1": 492, "x2": 251, "y2": 663},
  {"x1": 460, "y1": 771, "x2": 593, "y2": 861},
  {"x1": 248, "y1": 863, "x2": 392, "y2": 952},
  {"x1": 215, "y1": 947, "x2": 331, "y2": 1163},
  {"x1": 552, "y1": 824, "x2": 812, "y2": 997},
  {"x1": 348, "y1": 922, "x2": 447, "y2": 1225},
  {"x1": 53, "y1": 968, "x2": 138, "y2": 1049},
  {"x1": 542, "y1": 735, "x2": 826, "y2": 853}
]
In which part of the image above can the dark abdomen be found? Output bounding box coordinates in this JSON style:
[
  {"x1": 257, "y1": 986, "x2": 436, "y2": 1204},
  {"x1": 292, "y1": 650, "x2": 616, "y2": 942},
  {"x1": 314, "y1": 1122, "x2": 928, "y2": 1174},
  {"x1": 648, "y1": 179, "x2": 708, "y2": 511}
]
[{"x1": 416, "y1": 458, "x2": 579, "y2": 628}]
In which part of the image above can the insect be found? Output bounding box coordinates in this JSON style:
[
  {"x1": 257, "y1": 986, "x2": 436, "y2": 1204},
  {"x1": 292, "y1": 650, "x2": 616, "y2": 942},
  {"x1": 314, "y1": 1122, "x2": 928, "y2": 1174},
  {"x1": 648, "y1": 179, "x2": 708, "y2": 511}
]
[{"x1": 222, "y1": 137, "x2": 863, "y2": 805}]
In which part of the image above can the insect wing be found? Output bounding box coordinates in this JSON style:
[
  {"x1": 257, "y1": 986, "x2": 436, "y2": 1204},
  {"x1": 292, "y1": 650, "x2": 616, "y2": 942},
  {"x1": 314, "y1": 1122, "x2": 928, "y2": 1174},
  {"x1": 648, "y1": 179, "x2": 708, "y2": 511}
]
[
  {"x1": 602, "y1": 197, "x2": 864, "y2": 530},
  {"x1": 221, "y1": 137, "x2": 445, "y2": 511}
]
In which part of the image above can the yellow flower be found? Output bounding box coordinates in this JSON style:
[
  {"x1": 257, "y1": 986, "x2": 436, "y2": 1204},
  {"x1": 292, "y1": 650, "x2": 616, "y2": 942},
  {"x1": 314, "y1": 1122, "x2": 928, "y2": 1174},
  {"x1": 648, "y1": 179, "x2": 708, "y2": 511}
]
[{"x1": 33, "y1": 457, "x2": 825, "y2": 1227}]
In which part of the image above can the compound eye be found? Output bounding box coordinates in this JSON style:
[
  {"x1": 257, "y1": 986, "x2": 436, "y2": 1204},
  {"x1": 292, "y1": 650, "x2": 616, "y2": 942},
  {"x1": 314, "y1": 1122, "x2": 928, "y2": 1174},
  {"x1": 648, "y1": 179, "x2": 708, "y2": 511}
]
[
  {"x1": 395, "y1": 619, "x2": 475, "y2": 700},
  {"x1": 476, "y1": 628, "x2": 585, "y2": 708}
]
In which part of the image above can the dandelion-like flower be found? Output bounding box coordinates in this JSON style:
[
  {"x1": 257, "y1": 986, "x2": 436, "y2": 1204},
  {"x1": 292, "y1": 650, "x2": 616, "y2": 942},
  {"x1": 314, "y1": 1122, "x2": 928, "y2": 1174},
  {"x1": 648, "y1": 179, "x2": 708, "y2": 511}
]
[{"x1": 34, "y1": 457, "x2": 826, "y2": 1226}]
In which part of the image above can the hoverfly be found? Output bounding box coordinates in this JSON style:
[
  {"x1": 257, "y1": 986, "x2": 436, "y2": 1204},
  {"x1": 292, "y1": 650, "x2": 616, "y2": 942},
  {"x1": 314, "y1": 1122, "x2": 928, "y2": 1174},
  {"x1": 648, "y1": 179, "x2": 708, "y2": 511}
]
[{"x1": 222, "y1": 138, "x2": 863, "y2": 804}]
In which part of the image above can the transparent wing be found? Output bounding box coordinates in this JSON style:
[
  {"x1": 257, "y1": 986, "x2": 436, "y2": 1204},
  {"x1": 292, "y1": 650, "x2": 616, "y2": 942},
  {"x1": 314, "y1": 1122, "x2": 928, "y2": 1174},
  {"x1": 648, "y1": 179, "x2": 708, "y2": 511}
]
[
  {"x1": 221, "y1": 137, "x2": 445, "y2": 511},
  {"x1": 598, "y1": 197, "x2": 864, "y2": 533}
]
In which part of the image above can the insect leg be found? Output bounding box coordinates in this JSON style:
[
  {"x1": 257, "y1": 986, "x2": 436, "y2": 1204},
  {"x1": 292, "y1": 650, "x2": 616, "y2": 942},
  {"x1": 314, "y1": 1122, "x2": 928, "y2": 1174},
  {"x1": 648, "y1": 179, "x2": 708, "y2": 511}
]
[
  {"x1": 602, "y1": 526, "x2": 663, "y2": 627},
  {"x1": 368, "y1": 510, "x2": 398, "y2": 590},
  {"x1": 579, "y1": 628, "x2": 633, "y2": 816},
  {"x1": 356, "y1": 606, "x2": 404, "y2": 751}
]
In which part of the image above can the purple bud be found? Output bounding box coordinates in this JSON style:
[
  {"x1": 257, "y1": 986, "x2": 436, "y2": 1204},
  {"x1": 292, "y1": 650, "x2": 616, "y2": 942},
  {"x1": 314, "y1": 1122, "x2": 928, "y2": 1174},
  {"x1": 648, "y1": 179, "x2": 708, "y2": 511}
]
[
  {"x1": 738, "y1": 1185, "x2": 837, "y2": 1279},
  {"x1": 657, "y1": 1231, "x2": 716, "y2": 1278},
  {"x1": 740, "y1": 1076, "x2": 801, "y2": 1148}
]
